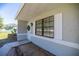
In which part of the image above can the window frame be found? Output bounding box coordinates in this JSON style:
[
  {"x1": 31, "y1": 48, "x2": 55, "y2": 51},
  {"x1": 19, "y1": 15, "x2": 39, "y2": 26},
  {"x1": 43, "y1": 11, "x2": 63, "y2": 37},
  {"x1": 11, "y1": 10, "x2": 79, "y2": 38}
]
[{"x1": 35, "y1": 15, "x2": 54, "y2": 38}]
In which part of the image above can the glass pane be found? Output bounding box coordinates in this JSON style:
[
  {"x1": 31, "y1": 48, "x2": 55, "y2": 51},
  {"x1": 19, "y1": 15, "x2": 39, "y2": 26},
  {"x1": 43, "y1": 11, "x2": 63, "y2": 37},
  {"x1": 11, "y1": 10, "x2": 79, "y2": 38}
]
[
  {"x1": 44, "y1": 17, "x2": 50, "y2": 23},
  {"x1": 44, "y1": 27, "x2": 49, "y2": 31},
  {"x1": 43, "y1": 16, "x2": 54, "y2": 38},
  {"x1": 35, "y1": 19, "x2": 42, "y2": 36},
  {"x1": 44, "y1": 31, "x2": 49, "y2": 37},
  {"x1": 49, "y1": 21, "x2": 54, "y2": 26},
  {"x1": 49, "y1": 32, "x2": 54, "y2": 37},
  {"x1": 37, "y1": 20, "x2": 42, "y2": 24},
  {"x1": 44, "y1": 22, "x2": 49, "y2": 27},
  {"x1": 49, "y1": 27, "x2": 54, "y2": 32},
  {"x1": 37, "y1": 28, "x2": 42, "y2": 31},
  {"x1": 49, "y1": 16, "x2": 54, "y2": 22},
  {"x1": 37, "y1": 24, "x2": 42, "y2": 27},
  {"x1": 37, "y1": 31, "x2": 42, "y2": 35},
  {"x1": 44, "y1": 27, "x2": 49, "y2": 37}
]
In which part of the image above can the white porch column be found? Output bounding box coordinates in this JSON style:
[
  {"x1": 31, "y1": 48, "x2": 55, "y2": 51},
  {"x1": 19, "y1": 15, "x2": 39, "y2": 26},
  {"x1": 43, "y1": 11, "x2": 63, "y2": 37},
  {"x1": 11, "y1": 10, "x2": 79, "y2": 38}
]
[{"x1": 17, "y1": 20, "x2": 28, "y2": 40}]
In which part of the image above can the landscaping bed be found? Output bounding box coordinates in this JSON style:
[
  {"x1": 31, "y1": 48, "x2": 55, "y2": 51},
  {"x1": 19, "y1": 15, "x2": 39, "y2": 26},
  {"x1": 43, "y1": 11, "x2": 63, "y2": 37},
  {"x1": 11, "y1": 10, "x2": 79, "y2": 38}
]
[
  {"x1": 0, "y1": 38, "x2": 17, "y2": 48},
  {"x1": 0, "y1": 32, "x2": 17, "y2": 48}
]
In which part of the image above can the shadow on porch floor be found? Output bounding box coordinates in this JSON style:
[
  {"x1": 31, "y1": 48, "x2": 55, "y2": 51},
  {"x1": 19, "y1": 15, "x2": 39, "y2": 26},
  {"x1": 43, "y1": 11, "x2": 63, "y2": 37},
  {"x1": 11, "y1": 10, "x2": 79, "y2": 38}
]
[{"x1": 7, "y1": 42, "x2": 55, "y2": 56}]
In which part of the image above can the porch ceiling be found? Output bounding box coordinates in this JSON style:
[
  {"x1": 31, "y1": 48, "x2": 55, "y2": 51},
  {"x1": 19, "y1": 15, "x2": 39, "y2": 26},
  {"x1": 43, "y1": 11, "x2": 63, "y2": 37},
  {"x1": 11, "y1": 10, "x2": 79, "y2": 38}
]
[{"x1": 16, "y1": 3, "x2": 67, "y2": 21}]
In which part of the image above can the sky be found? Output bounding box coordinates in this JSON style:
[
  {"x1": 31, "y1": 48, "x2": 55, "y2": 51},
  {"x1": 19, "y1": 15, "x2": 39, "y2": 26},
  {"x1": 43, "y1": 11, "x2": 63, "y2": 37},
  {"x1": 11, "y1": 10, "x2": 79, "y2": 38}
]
[{"x1": 0, "y1": 3, "x2": 21, "y2": 24}]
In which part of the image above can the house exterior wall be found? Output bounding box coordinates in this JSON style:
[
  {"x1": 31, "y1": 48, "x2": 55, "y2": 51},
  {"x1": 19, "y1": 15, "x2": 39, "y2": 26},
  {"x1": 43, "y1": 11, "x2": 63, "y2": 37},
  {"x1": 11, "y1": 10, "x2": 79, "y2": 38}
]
[
  {"x1": 63, "y1": 6, "x2": 79, "y2": 43},
  {"x1": 17, "y1": 4, "x2": 79, "y2": 55},
  {"x1": 17, "y1": 20, "x2": 27, "y2": 40},
  {"x1": 28, "y1": 35, "x2": 79, "y2": 56},
  {"x1": 18, "y1": 20, "x2": 27, "y2": 33},
  {"x1": 27, "y1": 4, "x2": 79, "y2": 43}
]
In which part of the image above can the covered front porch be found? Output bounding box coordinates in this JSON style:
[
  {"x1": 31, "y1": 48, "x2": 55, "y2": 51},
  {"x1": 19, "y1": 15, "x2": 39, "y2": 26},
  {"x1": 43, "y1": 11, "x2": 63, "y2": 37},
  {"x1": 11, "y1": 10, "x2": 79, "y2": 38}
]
[
  {"x1": 16, "y1": 3, "x2": 79, "y2": 56},
  {"x1": 0, "y1": 3, "x2": 79, "y2": 56}
]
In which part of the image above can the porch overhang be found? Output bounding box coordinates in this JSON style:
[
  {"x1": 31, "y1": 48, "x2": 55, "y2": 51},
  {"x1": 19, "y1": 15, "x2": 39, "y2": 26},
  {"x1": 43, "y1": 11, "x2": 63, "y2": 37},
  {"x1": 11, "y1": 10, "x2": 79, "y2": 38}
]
[{"x1": 15, "y1": 3, "x2": 68, "y2": 21}]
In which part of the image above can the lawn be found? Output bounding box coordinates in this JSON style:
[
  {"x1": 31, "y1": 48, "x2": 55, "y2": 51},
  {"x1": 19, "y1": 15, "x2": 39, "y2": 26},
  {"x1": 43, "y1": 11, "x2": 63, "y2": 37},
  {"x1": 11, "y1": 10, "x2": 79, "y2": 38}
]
[
  {"x1": 0, "y1": 32, "x2": 9, "y2": 39},
  {"x1": 0, "y1": 32, "x2": 17, "y2": 47}
]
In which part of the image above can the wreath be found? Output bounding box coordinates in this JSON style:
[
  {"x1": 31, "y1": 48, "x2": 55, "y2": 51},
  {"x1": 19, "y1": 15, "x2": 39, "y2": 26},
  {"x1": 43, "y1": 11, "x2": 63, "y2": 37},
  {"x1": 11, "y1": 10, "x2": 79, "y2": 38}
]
[{"x1": 27, "y1": 25, "x2": 30, "y2": 31}]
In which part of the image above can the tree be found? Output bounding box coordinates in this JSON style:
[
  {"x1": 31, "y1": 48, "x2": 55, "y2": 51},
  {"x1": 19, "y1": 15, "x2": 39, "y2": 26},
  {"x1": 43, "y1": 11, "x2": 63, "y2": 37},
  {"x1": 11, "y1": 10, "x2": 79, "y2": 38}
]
[
  {"x1": 4, "y1": 23, "x2": 16, "y2": 30},
  {"x1": 11, "y1": 28, "x2": 16, "y2": 34},
  {"x1": 4, "y1": 23, "x2": 16, "y2": 34},
  {"x1": 0, "y1": 17, "x2": 4, "y2": 29}
]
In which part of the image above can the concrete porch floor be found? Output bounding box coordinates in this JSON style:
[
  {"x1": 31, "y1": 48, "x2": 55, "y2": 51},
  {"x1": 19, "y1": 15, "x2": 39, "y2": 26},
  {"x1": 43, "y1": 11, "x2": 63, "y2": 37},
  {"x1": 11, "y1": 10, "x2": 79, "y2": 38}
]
[
  {"x1": 7, "y1": 42, "x2": 55, "y2": 56},
  {"x1": 7, "y1": 42, "x2": 54, "y2": 56},
  {"x1": 0, "y1": 39, "x2": 55, "y2": 56}
]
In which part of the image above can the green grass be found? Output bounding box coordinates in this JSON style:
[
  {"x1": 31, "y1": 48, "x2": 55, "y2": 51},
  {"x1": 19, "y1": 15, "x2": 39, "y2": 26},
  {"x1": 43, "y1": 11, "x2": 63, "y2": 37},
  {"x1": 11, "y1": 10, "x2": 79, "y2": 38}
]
[
  {"x1": 0, "y1": 32, "x2": 16, "y2": 47},
  {"x1": 0, "y1": 32, "x2": 9, "y2": 39}
]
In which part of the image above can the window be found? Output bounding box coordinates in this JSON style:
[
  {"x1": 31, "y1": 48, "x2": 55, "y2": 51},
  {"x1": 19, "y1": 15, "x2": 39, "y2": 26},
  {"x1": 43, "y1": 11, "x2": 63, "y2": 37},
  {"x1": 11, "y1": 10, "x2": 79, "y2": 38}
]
[
  {"x1": 35, "y1": 16, "x2": 54, "y2": 38},
  {"x1": 35, "y1": 19, "x2": 42, "y2": 36}
]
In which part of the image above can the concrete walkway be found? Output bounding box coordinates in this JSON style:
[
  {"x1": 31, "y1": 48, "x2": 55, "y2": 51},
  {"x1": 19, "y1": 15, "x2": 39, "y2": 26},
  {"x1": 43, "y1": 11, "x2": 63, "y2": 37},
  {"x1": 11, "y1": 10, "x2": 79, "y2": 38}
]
[{"x1": 0, "y1": 40, "x2": 31, "y2": 56}]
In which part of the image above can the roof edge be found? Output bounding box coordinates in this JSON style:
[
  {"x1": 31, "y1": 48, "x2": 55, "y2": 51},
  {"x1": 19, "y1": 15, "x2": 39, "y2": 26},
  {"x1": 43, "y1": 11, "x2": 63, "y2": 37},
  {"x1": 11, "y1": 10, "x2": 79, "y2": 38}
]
[{"x1": 15, "y1": 3, "x2": 25, "y2": 20}]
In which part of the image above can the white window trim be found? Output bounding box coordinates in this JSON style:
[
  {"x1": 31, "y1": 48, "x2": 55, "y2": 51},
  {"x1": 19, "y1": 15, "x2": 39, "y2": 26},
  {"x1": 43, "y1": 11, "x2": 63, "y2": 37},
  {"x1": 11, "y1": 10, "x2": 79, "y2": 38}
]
[{"x1": 54, "y1": 13, "x2": 62, "y2": 40}]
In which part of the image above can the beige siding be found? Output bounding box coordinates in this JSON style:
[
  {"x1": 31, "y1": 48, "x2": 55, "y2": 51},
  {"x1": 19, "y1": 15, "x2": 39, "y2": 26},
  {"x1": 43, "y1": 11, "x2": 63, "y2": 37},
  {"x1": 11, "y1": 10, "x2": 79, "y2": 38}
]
[{"x1": 62, "y1": 5, "x2": 79, "y2": 43}]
